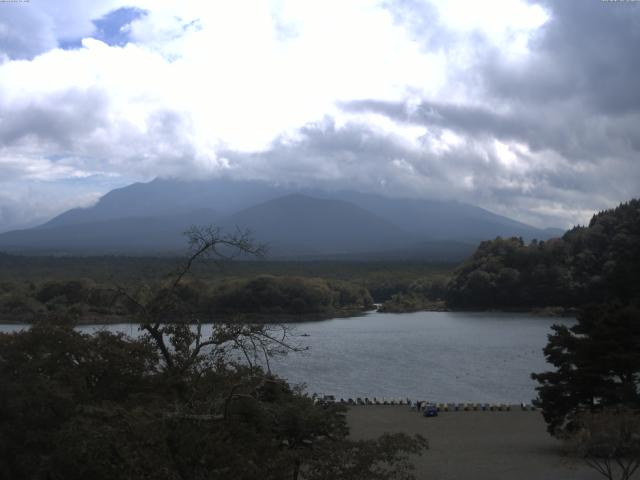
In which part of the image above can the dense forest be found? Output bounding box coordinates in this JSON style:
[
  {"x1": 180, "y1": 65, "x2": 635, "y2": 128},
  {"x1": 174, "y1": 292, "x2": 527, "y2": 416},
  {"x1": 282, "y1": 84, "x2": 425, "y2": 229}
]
[
  {"x1": 446, "y1": 199, "x2": 640, "y2": 310},
  {"x1": 0, "y1": 275, "x2": 374, "y2": 324},
  {"x1": 0, "y1": 256, "x2": 452, "y2": 322}
]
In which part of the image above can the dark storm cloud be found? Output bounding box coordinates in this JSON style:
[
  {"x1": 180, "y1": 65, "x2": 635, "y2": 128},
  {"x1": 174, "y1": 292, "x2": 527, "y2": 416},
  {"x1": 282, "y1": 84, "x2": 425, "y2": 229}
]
[
  {"x1": 378, "y1": 0, "x2": 640, "y2": 161},
  {"x1": 490, "y1": 0, "x2": 640, "y2": 114},
  {"x1": 343, "y1": 99, "x2": 534, "y2": 142},
  {"x1": 343, "y1": 97, "x2": 640, "y2": 165},
  {"x1": 222, "y1": 115, "x2": 639, "y2": 227},
  {"x1": 222, "y1": 118, "x2": 533, "y2": 198},
  {"x1": 0, "y1": 88, "x2": 109, "y2": 149}
]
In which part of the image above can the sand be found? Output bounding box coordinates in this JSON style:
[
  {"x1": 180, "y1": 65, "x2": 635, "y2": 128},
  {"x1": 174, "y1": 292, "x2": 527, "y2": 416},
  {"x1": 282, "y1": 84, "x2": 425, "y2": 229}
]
[{"x1": 347, "y1": 406, "x2": 604, "y2": 480}]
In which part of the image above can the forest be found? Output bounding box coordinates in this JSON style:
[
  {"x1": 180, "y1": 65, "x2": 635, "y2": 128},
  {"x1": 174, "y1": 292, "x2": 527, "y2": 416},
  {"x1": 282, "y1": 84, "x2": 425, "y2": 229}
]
[
  {"x1": 446, "y1": 199, "x2": 640, "y2": 310},
  {"x1": 1, "y1": 199, "x2": 639, "y2": 321},
  {"x1": 0, "y1": 254, "x2": 453, "y2": 322}
]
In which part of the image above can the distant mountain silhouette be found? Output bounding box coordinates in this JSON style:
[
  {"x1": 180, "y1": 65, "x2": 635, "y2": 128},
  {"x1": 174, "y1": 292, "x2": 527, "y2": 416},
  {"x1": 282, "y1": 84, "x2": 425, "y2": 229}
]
[
  {"x1": 318, "y1": 191, "x2": 556, "y2": 243},
  {"x1": 42, "y1": 178, "x2": 279, "y2": 228},
  {"x1": 0, "y1": 209, "x2": 219, "y2": 255},
  {"x1": 0, "y1": 177, "x2": 564, "y2": 258},
  {"x1": 218, "y1": 194, "x2": 412, "y2": 256}
]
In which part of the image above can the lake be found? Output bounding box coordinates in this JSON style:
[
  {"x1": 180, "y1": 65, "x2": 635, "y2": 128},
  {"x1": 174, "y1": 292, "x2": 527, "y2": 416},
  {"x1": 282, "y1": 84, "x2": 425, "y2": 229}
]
[{"x1": 0, "y1": 311, "x2": 573, "y2": 404}]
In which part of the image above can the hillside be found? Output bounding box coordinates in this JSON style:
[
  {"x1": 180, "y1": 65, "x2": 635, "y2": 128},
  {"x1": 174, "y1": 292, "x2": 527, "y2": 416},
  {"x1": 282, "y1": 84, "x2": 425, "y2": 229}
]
[
  {"x1": 219, "y1": 194, "x2": 412, "y2": 256},
  {"x1": 445, "y1": 199, "x2": 640, "y2": 309},
  {"x1": 0, "y1": 177, "x2": 562, "y2": 258},
  {"x1": 0, "y1": 209, "x2": 220, "y2": 255}
]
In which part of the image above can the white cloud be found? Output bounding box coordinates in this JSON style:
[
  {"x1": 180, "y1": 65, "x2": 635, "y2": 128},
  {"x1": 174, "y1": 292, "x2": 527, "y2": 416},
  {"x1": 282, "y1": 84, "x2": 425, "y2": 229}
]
[{"x1": 0, "y1": 0, "x2": 636, "y2": 232}]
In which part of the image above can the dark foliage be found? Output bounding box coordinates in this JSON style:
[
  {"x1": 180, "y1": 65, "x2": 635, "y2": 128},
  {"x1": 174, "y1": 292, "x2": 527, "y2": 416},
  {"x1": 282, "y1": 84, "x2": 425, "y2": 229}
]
[
  {"x1": 531, "y1": 304, "x2": 640, "y2": 436},
  {"x1": 206, "y1": 275, "x2": 373, "y2": 316},
  {"x1": 446, "y1": 199, "x2": 640, "y2": 309},
  {"x1": 377, "y1": 275, "x2": 448, "y2": 313},
  {"x1": 570, "y1": 408, "x2": 640, "y2": 480},
  {"x1": 0, "y1": 227, "x2": 427, "y2": 479},
  {"x1": 0, "y1": 275, "x2": 374, "y2": 324}
]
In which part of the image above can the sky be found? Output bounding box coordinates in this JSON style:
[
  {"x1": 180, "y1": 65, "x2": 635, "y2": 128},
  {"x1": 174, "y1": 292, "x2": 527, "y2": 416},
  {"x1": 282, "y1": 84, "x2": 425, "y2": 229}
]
[{"x1": 0, "y1": 0, "x2": 638, "y2": 232}]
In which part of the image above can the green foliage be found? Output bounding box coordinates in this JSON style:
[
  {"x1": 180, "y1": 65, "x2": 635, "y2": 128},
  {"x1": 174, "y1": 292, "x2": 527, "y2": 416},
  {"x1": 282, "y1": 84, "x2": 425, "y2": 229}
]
[
  {"x1": 0, "y1": 322, "x2": 160, "y2": 479},
  {"x1": 378, "y1": 275, "x2": 449, "y2": 312},
  {"x1": 206, "y1": 275, "x2": 373, "y2": 317},
  {"x1": 0, "y1": 275, "x2": 375, "y2": 323},
  {"x1": 447, "y1": 199, "x2": 640, "y2": 309},
  {"x1": 0, "y1": 228, "x2": 429, "y2": 478},
  {"x1": 0, "y1": 320, "x2": 427, "y2": 480},
  {"x1": 532, "y1": 305, "x2": 640, "y2": 437}
]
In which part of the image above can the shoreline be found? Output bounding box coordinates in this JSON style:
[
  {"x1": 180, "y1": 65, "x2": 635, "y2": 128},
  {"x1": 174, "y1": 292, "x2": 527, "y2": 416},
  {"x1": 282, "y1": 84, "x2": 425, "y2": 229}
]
[
  {"x1": 0, "y1": 305, "x2": 577, "y2": 326},
  {"x1": 377, "y1": 303, "x2": 578, "y2": 317},
  {"x1": 0, "y1": 307, "x2": 373, "y2": 326}
]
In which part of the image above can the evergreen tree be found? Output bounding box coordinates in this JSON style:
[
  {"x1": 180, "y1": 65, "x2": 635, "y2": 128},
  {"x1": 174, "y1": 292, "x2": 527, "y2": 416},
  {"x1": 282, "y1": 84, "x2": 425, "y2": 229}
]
[{"x1": 532, "y1": 304, "x2": 640, "y2": 436}]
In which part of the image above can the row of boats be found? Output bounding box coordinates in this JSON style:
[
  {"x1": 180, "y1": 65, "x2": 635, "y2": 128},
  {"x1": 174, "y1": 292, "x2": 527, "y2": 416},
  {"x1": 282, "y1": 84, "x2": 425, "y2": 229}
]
[{"x1": 316, "y1": 395, "x2": 538, "y2": 411}]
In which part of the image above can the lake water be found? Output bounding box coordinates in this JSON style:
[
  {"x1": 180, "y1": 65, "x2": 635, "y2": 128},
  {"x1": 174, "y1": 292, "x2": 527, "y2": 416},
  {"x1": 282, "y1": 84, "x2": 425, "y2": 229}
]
[{"x1": 0, "y1": 311, "x2": 573, "y2": 404}]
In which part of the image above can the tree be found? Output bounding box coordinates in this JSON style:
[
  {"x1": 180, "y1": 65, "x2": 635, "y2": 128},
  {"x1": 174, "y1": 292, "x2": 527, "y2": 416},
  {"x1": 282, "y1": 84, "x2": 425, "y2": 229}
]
[
  {"x1": 532, "y1": 304, "x2": 640, "y2": 436},
  {"x1": 570, "y1": 408, "x2": 640, "y2": 480},
  {"x1": 0, "y1": 225, "x2": 428, "y2": 479}
]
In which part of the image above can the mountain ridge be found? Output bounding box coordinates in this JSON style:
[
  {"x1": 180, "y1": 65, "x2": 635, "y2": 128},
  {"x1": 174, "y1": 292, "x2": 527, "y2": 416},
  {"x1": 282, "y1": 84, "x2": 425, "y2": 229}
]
[{"x1": 0, "y1": 177, "x2": 564, "y2": 259}]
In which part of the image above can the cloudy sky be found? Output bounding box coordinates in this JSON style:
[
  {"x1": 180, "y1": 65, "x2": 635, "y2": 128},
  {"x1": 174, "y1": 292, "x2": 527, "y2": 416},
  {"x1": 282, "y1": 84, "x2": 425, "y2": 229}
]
[{"x1": 0, "y1": 0, "x2": 638, "y2": 232}]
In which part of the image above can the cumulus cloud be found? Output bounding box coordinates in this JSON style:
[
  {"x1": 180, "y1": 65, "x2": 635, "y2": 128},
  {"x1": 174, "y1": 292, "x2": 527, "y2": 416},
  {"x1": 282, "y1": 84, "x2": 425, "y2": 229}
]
[{"x1": 0, "y1": 0, "x2": 638, "y2": 231}]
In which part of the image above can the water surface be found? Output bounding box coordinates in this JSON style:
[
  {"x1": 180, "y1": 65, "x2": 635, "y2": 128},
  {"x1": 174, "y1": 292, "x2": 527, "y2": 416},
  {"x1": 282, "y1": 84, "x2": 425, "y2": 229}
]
[
  {"x1": 269, "y1": 311, "x2": 573, "y2": 403},
  {"x1": 0, "y1": 311, "x2": 572, "y2": 403}
]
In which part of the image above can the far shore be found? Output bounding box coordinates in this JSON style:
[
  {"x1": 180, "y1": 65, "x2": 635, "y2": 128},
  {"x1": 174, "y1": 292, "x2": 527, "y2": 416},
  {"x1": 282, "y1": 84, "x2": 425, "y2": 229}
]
[
  {"x1": 0, "y1": 305, "x2": 578, "y2": 326},
  {"x1": 347, "y1": 405, "x2": 600, "y2": 480},
  {"x1": 378, "y1": 303, "x2": 578, "y2": 317},
  {"x1": 0, "y1": 308, "x2": 371, "y2": 326}
]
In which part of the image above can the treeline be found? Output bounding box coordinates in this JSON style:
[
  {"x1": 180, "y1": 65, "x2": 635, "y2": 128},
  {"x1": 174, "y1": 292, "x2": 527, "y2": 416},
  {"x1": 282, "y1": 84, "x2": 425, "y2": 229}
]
[
  {"x1": 0, "y1": 254, "x2": 453, "y2": 289},
  {"x1": 0, "y1": 275, "x2": 374, "y2": 323},
  {"x1": 376, "y1": 276, "x2": 449, "y2": 313},
  {"x1": 203, "y1": 276, "x2": 373, "y2": 317},
  {"x1": 0, "y1": 255, "x2": 456, "y2": 321},
  {"x1": 446, "y1": 199, "x2": 640, "y2": 309}
]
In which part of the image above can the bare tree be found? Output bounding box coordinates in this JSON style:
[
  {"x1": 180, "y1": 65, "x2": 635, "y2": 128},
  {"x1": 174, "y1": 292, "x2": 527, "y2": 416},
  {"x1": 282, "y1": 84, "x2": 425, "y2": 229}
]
[
  {"x1": 570, "y1": 408, "x2": 640, "y2": 480},
  {"x1": 113, "y1": 226, "x2": 303, "y2": 377}
]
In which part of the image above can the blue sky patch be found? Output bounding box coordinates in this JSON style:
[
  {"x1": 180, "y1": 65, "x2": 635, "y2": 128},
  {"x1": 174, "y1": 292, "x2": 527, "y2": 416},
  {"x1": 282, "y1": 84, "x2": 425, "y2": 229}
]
[{"x1": 60, "y1": 7, "x2": 147, "y2": 50}]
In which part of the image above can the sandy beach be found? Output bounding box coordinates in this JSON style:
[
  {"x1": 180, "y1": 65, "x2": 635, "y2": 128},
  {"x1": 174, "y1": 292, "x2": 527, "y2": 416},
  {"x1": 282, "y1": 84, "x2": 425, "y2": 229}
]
[{"x1": 347, "y1": 406, "x2": 603, "y2": 480}]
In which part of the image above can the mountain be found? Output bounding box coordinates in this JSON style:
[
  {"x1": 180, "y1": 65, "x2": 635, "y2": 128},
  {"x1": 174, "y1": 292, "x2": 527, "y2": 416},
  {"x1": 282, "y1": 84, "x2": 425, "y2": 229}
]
[
  {"x1": 42, "y1": 178, "x2": 280, "y2": 228},
  {"x1": 218, "y1": 194, "x2": 412, "y2": 256},
  {"x1": 318, "y1": 190, "x2": 556, "y2": 243},
  {"x1": 0, "y1": 177, "x2": 562, "y2": 258},
  {"x1": 0, "y1": 209, "x2": 219, "y2": 255}
]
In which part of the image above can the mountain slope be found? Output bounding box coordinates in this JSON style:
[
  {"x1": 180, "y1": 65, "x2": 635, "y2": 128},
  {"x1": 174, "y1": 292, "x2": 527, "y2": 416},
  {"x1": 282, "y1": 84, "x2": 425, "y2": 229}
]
[
  {"x1": 0, "y1": 209, "x2": 220, "y2": 254},
  {"x1": 320, "y1": 190, "x2": 557, "y2": 242},
  {"x1": 42, "y1": 177, "x2": 559, "y2": 242},
  {"x1": 43, "y1": 177, "x2": 281, "y2": 228},
  {"x1": 218, "y1": 194, "x2": 412, "y2": 256},
  {"x1": 0, "y1": 177, "x2": 563, "y2": 257}
]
